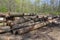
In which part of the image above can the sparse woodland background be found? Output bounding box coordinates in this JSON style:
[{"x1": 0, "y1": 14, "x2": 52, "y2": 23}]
[{"x1": 0, "y1": 0, "x2": 60, "y2": 15}]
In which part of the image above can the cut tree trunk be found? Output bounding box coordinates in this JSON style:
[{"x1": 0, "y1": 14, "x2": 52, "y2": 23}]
[{"x1": 14, "y1": 21, "x2": 49, "y2": 35}]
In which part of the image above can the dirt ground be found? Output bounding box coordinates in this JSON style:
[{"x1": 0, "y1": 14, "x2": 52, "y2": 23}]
[{"x1": 0, "y1": 24, "x2": 60, "y2": 40}]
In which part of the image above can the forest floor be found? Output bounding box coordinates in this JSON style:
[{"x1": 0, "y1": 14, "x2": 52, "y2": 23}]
[{"x1": 0, "y1": 24, "x2": 60, "y2": 40}]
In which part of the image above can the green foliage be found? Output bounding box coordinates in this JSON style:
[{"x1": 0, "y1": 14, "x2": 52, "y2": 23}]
[
  {"x1": 0, "y1": 0, "x2": 60, "y2": 15},
  {"x1": 0, "y1": 6, "x2": 8, "y2": 12}
]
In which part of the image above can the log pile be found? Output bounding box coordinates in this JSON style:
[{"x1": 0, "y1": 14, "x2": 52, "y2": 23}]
[{"x1": 0, "y1": 13, "x2": 60, "y2": 35}]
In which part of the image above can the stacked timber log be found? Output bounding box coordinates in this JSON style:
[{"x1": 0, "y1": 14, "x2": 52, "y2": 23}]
[{"x1": 0, "y1": 13, "x2": 60, "y2": 35}]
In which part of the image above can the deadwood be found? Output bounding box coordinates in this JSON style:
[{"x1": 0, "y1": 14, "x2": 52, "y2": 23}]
[
  {"x1": 0, "y1": 13, "x2": 60, "y2": 35},
  {"x1": 16, "y1": 21, "x2": 49, "y2": 35},
  {"x1": 0, "y1": 21, "x2": 49, "y2": 34}
]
